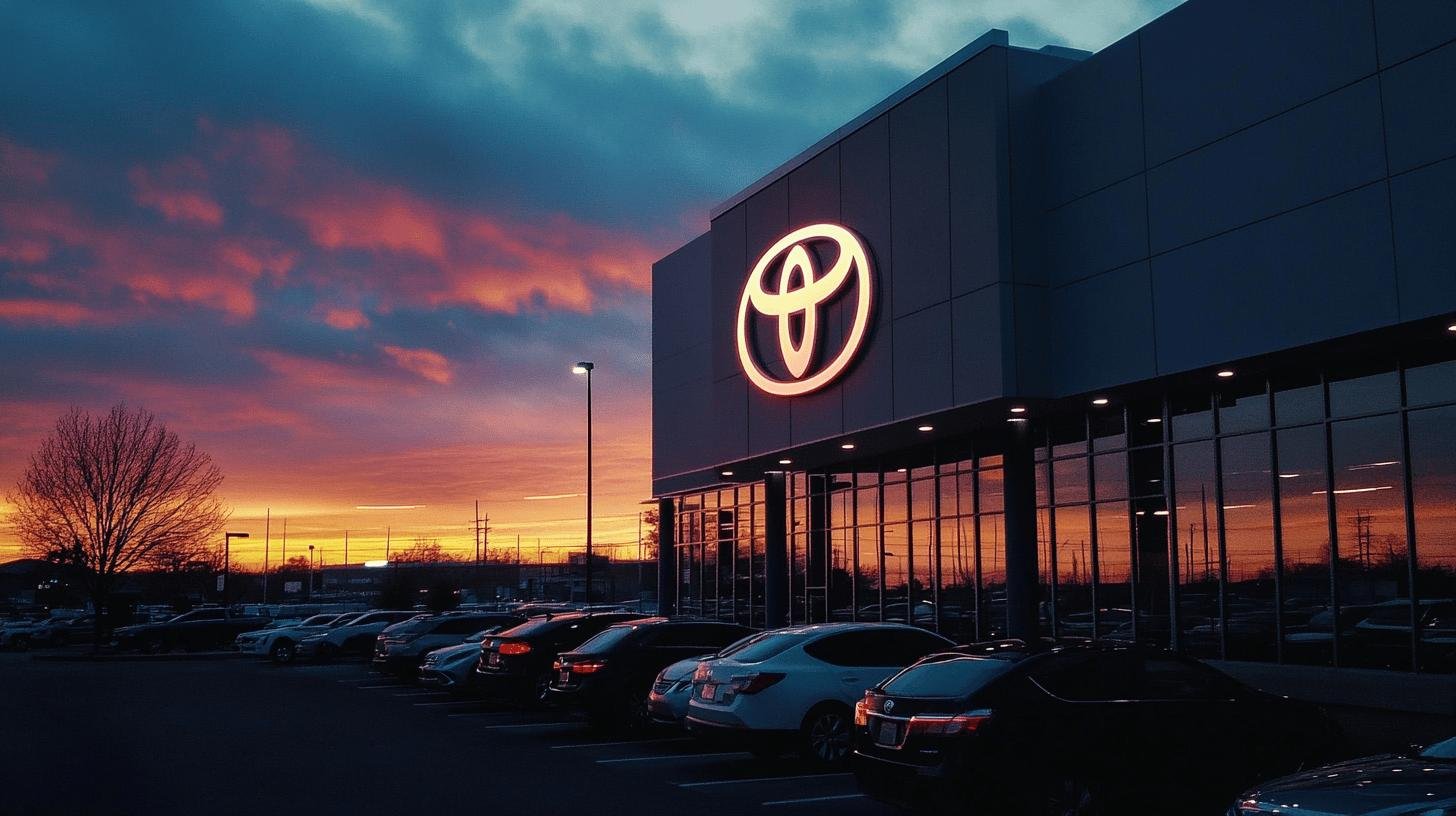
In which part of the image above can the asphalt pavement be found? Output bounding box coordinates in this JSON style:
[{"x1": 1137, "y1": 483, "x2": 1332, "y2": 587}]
[{"x1": 0, "y1": 652, "x2": 893, "y2": 816}]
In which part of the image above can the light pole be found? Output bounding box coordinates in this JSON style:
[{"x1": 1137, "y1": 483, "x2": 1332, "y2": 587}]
[
  {"x1": 307, "y1": 544, "x2": 315, "y2": 601},
  {"x1": 223, "y1": 532, "x2": 249, "y2": 607},
  {"x1": 573, "y1": 361, "x2": 594, "y2": 604}
]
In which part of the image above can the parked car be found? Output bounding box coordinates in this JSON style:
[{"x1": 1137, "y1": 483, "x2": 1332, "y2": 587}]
[
  {"x1": 234, "y1": 613, "x2": 357, "y2": 663},
  {"x1": 1231, "y1": 734, "x2": 1456, "y2": 815},
  {"x1": 111, "y1": 607, "x2": 272, "y2": 653},
  {"x1": 648, "y1": 631, "x2": 771, "y2": 727},
  {"x1": 294, "y1": 610, "x2": 420, "y2": 661},
  {"x1": 475, "y1": 612, "x2": 648, "y2": 705},
  {"x1": 685, "y1": 622, "x2": 954, "y2": 764},
  {"x1": 549, "y1": 618, "x2": 754, "y2": 731},
  {"x1": 1, "y1": 614, "x2": 73, "y2": 650},
  {"x1": 852, "y1": 640, "x2": 1341, "y2": 814},
  {"x1": 419, "y1": 630, "x2": 498, "y2": 693},
  {"x1": 372, "y1": 611, "x2": 525, "y2": 676}
]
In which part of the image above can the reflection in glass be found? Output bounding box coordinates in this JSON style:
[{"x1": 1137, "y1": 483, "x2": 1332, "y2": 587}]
[
  {"x1": 1170, "y1": 392, "x2": 1213, "y2": 441},
  {"x1": 939, "y1": 515, "x2": 976, "y2": 640},
  {"x1": 1406, "y1": 361, "x2": 1456, "y2": 408},
  {"x1": 1219, "y1": 433, "x2": 1278, "y2": 662},
  {"x1": 1218, "y1": 383, "x2": 1270, "y2": 435},
  {"x1": 828, "y1": 527, "x2": 852, "y2": 622},
  {"x1": 855, "y1": 524, "x2": 880, "y2": 622},
  {"x1": 1096, "y1": 502, "x2": 1133, "y2": 640},
  {"x1": 979, "y1": 465, "x2": 1004, "y2": 514},
  {"x1": 1408, "y1": 405, "x2": 1456, "y2": 673},
  {"x1": 1328, "y1": 370, "x2": 1399, "y2": 418},
  {"x1": 1277, "y1": 425, "x2": 1332, "y2": 665},
  {"x1": 1274, "y1": 379, "x2": 1323, "y2": 426},
  {"x1": 1053, "y1": 505, "x2": 1093, "y2": 637},
  {"x1": 882, "y1": 522, "x2": 909, "y2": 622},
  {"x1": 1053, "y1": 457, "x2": 1089, "y2": 505},
  {"x1": 1331, "y1": 415, "x2": 1408, "y2": 669},
  {"x1": 980, "y1": 513, "x2": 1006, "y2": 638},
  {"x1": 1094, "y1": 452, "x2": 1128, "y2": 501},
  {"x1": 910, "y1": 520, "x2": 935, "y2": 626},
  {"x1": 1091, "y1": 409, "x2": 1126, "y2": 452},
  {"x1": 1173, "y1": 441, "x2": 1221, "y2": 658}
]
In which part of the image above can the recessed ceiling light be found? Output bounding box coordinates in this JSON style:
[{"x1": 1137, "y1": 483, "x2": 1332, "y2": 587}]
[
  {"x1": 1007, "y1": 417, "x2": 1028, "y2": 423},
  {"x1": 1146, "y1": 417, "x2": 1162, "y2": 424},
  {"x1": 1279, "y1": 473, "x2": 1301, "y2": 479},
  {"x1": 840, "y1": 443, "x2": 855, "y2": 450},
  {"x1": 896, "y1": 467, "x2": 907, "y2": 473},
  {"x1": 1217, "y1": 369, "x2": 1235, "y2": 378},
  {"x1": 1092, "y1": 397, "x2": 1109, "y2": 406},
  {"x1": 1447, "y1": 322, "x2": 1456, "y2": 332},
  {"x1": 778, "y1": 459, "x2": 792, "y2": 465},
  {"x1": 720, "y1": 470, "x2": 734, "y2": 477},
  {"x1": 917, "y1": 425, "x2": 934, "y2": 432},
  {"x1": 1009, "y1": 406, "x2": 1027, "y2": 414},
  {"x1": 1153, "y1": 509, "x2": 1170, "y2": 516}
]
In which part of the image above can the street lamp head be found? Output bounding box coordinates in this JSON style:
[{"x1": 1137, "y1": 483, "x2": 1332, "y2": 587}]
[
  {"x1": 226, "y1": 532, "x2": 250, "y2": 539},
  {"x1": 573, "y1": 361, "x2": 595, "y2": 374}
]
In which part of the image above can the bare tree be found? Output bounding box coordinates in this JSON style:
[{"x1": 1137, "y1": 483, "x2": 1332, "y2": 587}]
[
  {"x1": 7, "y1": 405, "x2": 227, "y2": 648},
  {"x1": 393, "y1": 537, "x2": 460, "y2": 564}
]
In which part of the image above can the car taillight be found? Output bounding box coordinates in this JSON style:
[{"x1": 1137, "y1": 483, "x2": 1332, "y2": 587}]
[
  {"x1": 906, "y1": 708, "x2": 993, "y2": 737},
  {"x1": 729, "y1": 672, "x2": 785, "y2": 695},
  {"x1": 854, "y1": 699, "x2": 869, "y2": 727},
  {"x1": 571, "y1": 660, "x2": 606, "y2": 674},
  {"x1": 498, "y1": 641, "x2": 531, "y2": 655},
  {"x1": 692, "y1": 662, "x2": 711, "y2": 682}
]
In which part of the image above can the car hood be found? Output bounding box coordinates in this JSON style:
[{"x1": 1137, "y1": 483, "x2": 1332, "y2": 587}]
[
  {"x1": 261, "y1": 624, "x2": 329, "y2": 636},
  {"x1": 426, "y1": 642, "x2": 479, "y2": 662},
  {"x1": 1241, "y1": 755, "x2": 1456, "y2": 816}
]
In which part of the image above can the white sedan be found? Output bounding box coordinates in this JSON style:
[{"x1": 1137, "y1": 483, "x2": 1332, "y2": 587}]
[
  {"x1": 235, "y1": 613, "x2": 357, "y2": 663},
  {"x1": 685, "y1": 622, "x2": 953, "y2": 764}
]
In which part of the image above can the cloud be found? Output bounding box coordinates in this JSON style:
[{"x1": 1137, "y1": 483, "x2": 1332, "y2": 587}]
[
  {"x1": 129, "y1": 160, "x2": 225, "y2": 227},
  {"x1": 379, "y1": 343, "x2": 453, "y2": 385},
  {"x1": 0, "y1": 298, "x2": 105, "y2": 327}
]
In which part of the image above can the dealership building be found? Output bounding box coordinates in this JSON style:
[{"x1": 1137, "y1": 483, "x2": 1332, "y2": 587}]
[{"x1": 649, "y1": 0, "x2": 1456, "y2": 699}]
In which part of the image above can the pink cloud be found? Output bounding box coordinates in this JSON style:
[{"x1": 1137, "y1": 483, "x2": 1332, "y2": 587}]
[
  {"x1": 0, "y1": 298, "x2": 105, "y2": 326},
  {"x1": 128, "y1": 161, "x2": 225, "y2": 227},
  {"x1": 319, "y1": 306, "x2": 370, "y2": 330},
  {"x1": 379, "y1": 344, "x2": 453, "y2": 385}
]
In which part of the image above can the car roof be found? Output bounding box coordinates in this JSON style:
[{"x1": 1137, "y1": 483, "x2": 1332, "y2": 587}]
[{"x1": 764, "y1": 621, "x2": 939, "y2": 637}]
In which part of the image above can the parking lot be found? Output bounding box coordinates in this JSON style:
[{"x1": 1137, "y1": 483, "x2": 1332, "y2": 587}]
[{"x1": 0, "y1": 652, "x2": 893, "y2": 816}]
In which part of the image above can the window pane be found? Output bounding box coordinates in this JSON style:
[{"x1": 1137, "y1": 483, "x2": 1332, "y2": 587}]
[
  {"x1": 855, "y1": 525, "x2": 879, "y2": 622},
  {"x1": 1277, "y1": 425, "x2": 1332, "y2": 666},
  {"x1": 882, "y1": 522, "x2": 909, "y2": 621},
  {"x1": 1274, "y1": 378, "x2": 1324, "y2": 426},
  {"x1": 1051, "y1": 416, "x2": 1088, "y2": 458},
  {"x1": 883, "y1": 481, "x2": 907, "y2": 524},
  {"x1": 1220, "y1": 433, "x2": 1279, "y2": 662},
  {"x1": 1053, "y1": 505, "x2": 1093, "y2": 637},
  {"x1": 1408, "y1": 406, "x2": 1456, "y2": 672},
  {"x1": 980, "y1": 513, "x2": 1007, "y2": 638},
  {"x1": 1130, "y1": 447, "x2": 1165, "y2": 498},
  {"x1": 939, "y1": 516, "x2": 976, "y2": 641},
  {"x1": 910, "y1": 520, "x2": 935, "y2": 626},
  {"x1": 1331, "y1": 414, "x2": 1409, "y2": 669},
  {"x1": 855, "y1": 486, "x2": 877, "y2": 526},
  {"x1": 1096, "y1": 502, "x2": 1134, "y2": 640},
  {"x1": 1094, "y1": 452, "x2": 1128, "y2": 501},
  {"x1": 1170, "y1": 392, "x2": 1213, "y2": 441},
  {"x1": 1329, "y1": 370, "x2": 1400, "y2": 418},
  {"x1": 979, "y1": 466, "x2": 1004, "y2": 514},
  {"x1": 1129, "y1": 401, "x2": 1165, "y2": 446},
  {"x1": 1091, "y1": 409, "x2": 1127, "y2": 452},
  {"x1": 1218, "y1": 384, "x2": 1270, "y2": 434},
  {"x1": 1406, "y1": 360, "x2": 1456, "y2": 408},
  {"x1": 1036, "y1": 460, "x2": 1050, "y2": 507},
  {"x1": 1053, "y1": 456, "x2": 1090, "y2": 505},
  {"x1": 911, "y1": 477, "x2": 935, "y2": 520},
  {"x1": 1173, "y1": 441, "x2": 1222, "y2": 658},
  {"x1": 1133, "y1": 495, "x2": 1173, "y2": 649},
  {"x1": 828, "y1": 528, "x2": 852, "y2": 623},
  {"x1": 1038, "y1": 507, "x2": 1053, "y2": 635}
]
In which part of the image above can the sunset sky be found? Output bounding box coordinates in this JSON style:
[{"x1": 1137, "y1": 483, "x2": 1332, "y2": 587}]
[{"x1": 0, "y1": 0, "x2": 1181, "y2": 567}]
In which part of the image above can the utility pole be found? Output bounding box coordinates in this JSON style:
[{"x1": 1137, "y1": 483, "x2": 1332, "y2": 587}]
[
  {"x1": 281, "y1": 518, "x2": 287, "y2": 568},
  {"x1": 474, "y1": 501, "x2": 481, "y2": 565},
  {"x1": 386, "y1": 526, "x2": 391, "y2": 561},
  {"x1": 344, "y1": 530, "x2": 349, "y2": 565},
  {"x1": 263, "y1": 508, "x2": 271, "y2": 602}
]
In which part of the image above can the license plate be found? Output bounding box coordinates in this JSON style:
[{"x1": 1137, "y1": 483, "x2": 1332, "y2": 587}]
[
  {"x1": 488, "y1": 653, "x2": 501, "y2": 667},
  {"x1": 700, "y1": 683, "x2": 717, "y2": 701},
  {"x1": 876, "y1": 719, "x2": 900, "y2": 747},
  {"x1": 559, "y1": 670, "x2": 570, "y2": 684}
]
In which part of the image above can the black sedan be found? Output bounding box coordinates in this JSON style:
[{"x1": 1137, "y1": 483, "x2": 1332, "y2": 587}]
[
  {"x1": 111, "y1": 607, "x2": 271, "y2": 653},
  {"x1": 852, "y1": 640, "x2": 1342, "y2": 815},
  {"x1": 548, "y1": 618, "x2": 754, "y2": 732},
  {"x1": 1232, "y1": 735, "x2": 1456, "y2": 815},
  {"x1": 475, "y1": 612, "x2": 647, "y2": 705}
]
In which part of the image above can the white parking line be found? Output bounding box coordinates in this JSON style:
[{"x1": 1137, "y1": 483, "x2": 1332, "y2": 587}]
[
  {"x1": 551, "y1": 737, "x2": 693, "y2": 750},
  {"x1": 412, "y1": 700, "x2": 481, "y2": 707},
  {"x1": 356, "y1": 684, "x2": 403, "y2": 690},
  {"x1": 675, "y1": 772, "x2": 852, "y2": 788},
  {"x1": 478, "y1": 721, "x2": 580, "y2": 730},
  {"x1": 596, "y1": 751, "x2": 745, "y2": 765},
  {"x1": 392, "y1": 691, "x2": 447, "y2": 697},
  {"x1": 762, "y1": 793, "x2": 865, "y2": 806}
]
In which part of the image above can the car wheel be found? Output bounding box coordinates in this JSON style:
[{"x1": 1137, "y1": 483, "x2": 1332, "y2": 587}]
[
  {"x1": 1039, "y1": 775, "x2": 1101, "y2": 816},
  {"x1": 270, "y1": 640, "x2": 296, "y2": 664},
  {"x1": 800, "y1": 703, "x2": 853, "y2": 765}
]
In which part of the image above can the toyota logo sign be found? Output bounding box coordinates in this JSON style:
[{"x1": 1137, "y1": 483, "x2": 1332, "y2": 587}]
[{"x1": 735, "y1": 223, "x2": 874, "y2": 396}]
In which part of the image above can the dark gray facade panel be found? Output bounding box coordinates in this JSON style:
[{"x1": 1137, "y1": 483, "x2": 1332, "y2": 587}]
[
  {"x1": 1150, "y1": 184, "x2": 1399, "y2": 374},
  {"x1": 653, "y1": 379, "x2": 713, "y2": 480},
  {"x1": 743, "y1": 177, "x2": 792, "y2": 456},
  {"x1": 709, "y1": 205, "x2": 746, "y2": 382},
  {"x1": 891, "y1": 302, "x2": 954, "y2": 419},
  {"x1": 1050, "y1": 262, "x2": 1157, "y2": 395},
  {"x1": 709, "y1": 374, "x2": 748, "y2": 465},
  {"x1": 1146, "y1": 76, "x2": 1388, "y2": 254},
  {"x1": 948, "y1": 49, "x2": 1011, "y2": 296},
  {"x1": 1139, "y1": 0, "x2": 1378, "y2": 165},
  {"x1": 1010, "y1": 283, "x2": 1049, "y2": 396},
  {"x1": 650, "y1": 234, "x2": 711, "y2": 364},
  {"x1": 1006, "y1": 49, "x2": 1082, "y2": 288},
  {"x1": 788, "y1": 143, "x2": 841, "y2": 224},
  {"x1": 747, "y1": 382, "x2": 792, "y2": 456},
  {"x1": 1381, "y1": 40, "x2": 1456, "y2": 174},
  {"x1": 1043, "y1": 174, "x2": 1149, "y2": 287},
  {"x1": 951, "y1": 286, "x2": 1008, "y2": 406},
  {"x1": 838, "y1": 115, "x2": 896, "y2": 431},
  {"x1": 1390, "y1": 155, "x2": 1456, "y2": 320},
  {"x1": 1374, "y1": 0, "x2": 1456, "y2": 67},
  {"x1": 889, "y1": 78, "x2": 952, "y2": 318},
  {"x1": 786, "y1": 145, "x2": 847, "y2": 445},
  {"x1": 1036, "y1": 35, "x2": 1145, "y2": 209},
  {"x1": 654, "y1": 343, "x2": 709, "y2": 393}
]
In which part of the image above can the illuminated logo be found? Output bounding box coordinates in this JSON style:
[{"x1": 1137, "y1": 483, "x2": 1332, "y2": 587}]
[{"x1": 735, "y1": 223, "x2": 874, "y2": 396}]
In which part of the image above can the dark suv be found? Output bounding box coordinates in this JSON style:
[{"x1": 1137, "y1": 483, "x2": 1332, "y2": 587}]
[
  {"x1": 852, "y1": 640, "x2": 1340, "y2": 814},
  {"x1": 548, "y1": 618, "x2": 754, "y2": 731},
  {"x1": 475, "y1": 612, "x2": 647, "y2": 705}
]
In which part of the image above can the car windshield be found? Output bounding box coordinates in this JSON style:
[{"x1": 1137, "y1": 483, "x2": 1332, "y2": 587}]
[
  {"x1": 329, "y1": 613, "x2": 365, "y2": 628},
  {"x1": 296, "y1": 615, "x2": 337, "y2": 627},
  {"x1": 576, "y1": 624, "x2": 640, "y2": 654},
  {"x1": 387, "y1": 617, "x2": 438, "y2": 635},
  {"x1": 882, "y1": 655, "x2": 1015, "y2": 697},
  {"x1": 1420, "y1": 736, "x2": 1456, "y2": 760},
  {"x1": 715, "y1": 631, "x2": 770, "y2": 658},
  {"x1": 728, "y1": 631, "x2": 816, "y2": 663},
  {"x1": 500, "y1": 615, "x2": 580, "y2": 639}
]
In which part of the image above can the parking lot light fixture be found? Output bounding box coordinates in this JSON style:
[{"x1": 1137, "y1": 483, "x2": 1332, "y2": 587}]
[
  {"x1": 573, "y1": 361, "x2": 595, "y2": 603},
  {"x1": 223, "y1": 532, "x2": 249, "y2": 606}
]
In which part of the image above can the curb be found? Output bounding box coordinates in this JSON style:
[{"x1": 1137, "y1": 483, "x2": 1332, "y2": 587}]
[{"x1": 31, "y1": 650, "x2": 247, "y2": 663}]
